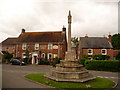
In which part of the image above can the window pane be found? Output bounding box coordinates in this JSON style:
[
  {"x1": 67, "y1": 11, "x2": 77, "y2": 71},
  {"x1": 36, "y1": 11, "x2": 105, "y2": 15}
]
[
  {"x1": 102, "y1": 50, "x2": 105, "y2": 53},
  {"x1": 48, "y1": 44, "x2": 52, "y2": 49},
  {"x1": 88, "y1": 50, "x2": 92, "y2": 53},
  {"x1": 35, "y1": 43, "x2": 39, "y2": 50}
]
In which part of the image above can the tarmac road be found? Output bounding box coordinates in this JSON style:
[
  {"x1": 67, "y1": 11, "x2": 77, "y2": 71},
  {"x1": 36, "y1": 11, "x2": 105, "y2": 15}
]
[
  {"x1": 0, "y1": 64, "x2": 2, "y2": 89},
  {"x1": 2, "y1": 64, "x2": 119, "y2": 89}
]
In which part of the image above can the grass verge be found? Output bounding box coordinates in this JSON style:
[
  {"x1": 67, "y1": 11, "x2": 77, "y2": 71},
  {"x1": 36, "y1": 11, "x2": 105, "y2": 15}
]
[{"x1": 24, "y1": 73, "x2": 115, "y2": 90}]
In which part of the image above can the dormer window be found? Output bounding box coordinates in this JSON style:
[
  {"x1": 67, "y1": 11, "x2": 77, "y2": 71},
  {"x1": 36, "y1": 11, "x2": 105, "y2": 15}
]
[
  {"x1": 22, "y1": 43, "x2": 26, "y2": 50},
  {"x1": 101, "y1": 49, "x2": 107, "y2": 55},
  {"x1": 35, "y1": 43, "x2": 39, "y2": 50},
  {"x1": 48, "y1": 43, "x2": 53, "y2": 50},
  {"x1": 88, "y1": 49, "x2": 93, "y2": 55}
]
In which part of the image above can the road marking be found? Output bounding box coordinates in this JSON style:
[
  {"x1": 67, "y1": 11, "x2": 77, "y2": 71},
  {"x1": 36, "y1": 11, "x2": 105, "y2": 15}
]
[{"x1": 97, "y1": 76, "x2": 117, "y2": 79}]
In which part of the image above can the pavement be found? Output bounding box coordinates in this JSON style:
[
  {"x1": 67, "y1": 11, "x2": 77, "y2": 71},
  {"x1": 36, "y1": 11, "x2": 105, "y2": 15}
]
[
  {"x1": 2, "y1": 64, "x2": 120, "y2": 89},
  {"x1": 0, "y1": 64, "x2": 2, "y2": 89}
]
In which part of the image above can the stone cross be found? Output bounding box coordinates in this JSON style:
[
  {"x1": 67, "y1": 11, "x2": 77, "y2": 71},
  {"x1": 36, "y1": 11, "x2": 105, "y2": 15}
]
[{"x1": 68, "y1": 10, "x2": 72, "y2": 52}]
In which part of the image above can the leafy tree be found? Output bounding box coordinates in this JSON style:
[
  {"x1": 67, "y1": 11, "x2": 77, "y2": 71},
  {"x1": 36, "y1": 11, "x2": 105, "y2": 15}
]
[
  {"x1": 71, "y1": 37, "x2": 79, "y2": 47},
  {"x1": 25, "y1": 49, "x2": 29, "y2": 58},
  {"x1": 23, "y1": 49, "x2": 29, "y2": 64},
  {"x1": 71, "y1": 37, "x2": 79, "y2": 59},
  {"x1": 112, "y1": 33, "x2": 120, "y2": 50},
  {"x1": 116, "y1": 52, "x2": 120, "y2": 60},
  {"x1": 2, "y1": 51, "x2": 13, "y2": 63}
]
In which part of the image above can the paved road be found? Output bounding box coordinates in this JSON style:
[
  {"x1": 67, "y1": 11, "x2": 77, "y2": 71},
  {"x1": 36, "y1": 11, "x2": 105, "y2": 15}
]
[
  {"x1": 2, "y1": 64, "x2": 119, "y2": 89},
  {"x1": 2, "y1": 64, "x2": 55, "y2": 89}
]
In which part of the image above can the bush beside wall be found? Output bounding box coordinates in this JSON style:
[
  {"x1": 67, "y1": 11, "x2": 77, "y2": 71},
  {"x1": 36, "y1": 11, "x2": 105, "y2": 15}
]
[
  {"x1": 85, "y1": 60, "x2": 120, "y2": 72},
  {"x1": 52, "y1": 57, "x2": 62, "y2": 67},
  {"x1": 79, "y1": 58, "x2": 86, "y2": 66}
]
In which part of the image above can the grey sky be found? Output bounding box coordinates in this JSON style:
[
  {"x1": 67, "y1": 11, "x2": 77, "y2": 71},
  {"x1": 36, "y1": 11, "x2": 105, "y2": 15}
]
[{"x1": 0, "y1": 0, "x2": 119, "y2": 42}]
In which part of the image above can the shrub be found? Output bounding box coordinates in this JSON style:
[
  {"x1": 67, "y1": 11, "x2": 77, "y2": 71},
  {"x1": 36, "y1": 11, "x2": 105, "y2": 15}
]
[
  {"x1": 85, "y1": 60, "x2": 120, "y2": 72},
  {"x1": 23, "y1": 58, "x2": 29, "y2": 64},
  {"x1": 116, "y1": 52, "x2": 120, "y2": 60},
  {"x1": 92, "y1": 55, "x2": 110, "y2": 60},
  {"x1": 39, "y1": 59, "x2": 49, "y2": 65},
  {"x1": 82, "y1": 55, "x2": 110, "y2": 60},
  {"x1": 79, "y1": 58, "x2": 86, "y2": 66},
  {"x1": 2, "y1": 51, "x2": 13, "y2": 63},
  {"x1": 52, "y1": 57, "x2": 62, "y2": 67}
]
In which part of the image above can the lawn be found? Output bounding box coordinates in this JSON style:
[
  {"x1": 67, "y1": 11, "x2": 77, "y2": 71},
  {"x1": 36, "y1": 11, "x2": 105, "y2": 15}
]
[{"x1": 24, "y1": 73, "x2": 115, "y2": 90}]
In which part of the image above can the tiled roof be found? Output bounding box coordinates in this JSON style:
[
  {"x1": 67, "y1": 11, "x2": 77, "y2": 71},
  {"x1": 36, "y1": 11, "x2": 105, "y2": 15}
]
[
  {"x1": 80, "y1": 37, "x2": 113, "y2": 49},
  {"x1": 2, "y1": 38, "x2": 17, "y2": 45},
  {"x1": 17, "y1": 31, "x2": 65, "y2": 43}
]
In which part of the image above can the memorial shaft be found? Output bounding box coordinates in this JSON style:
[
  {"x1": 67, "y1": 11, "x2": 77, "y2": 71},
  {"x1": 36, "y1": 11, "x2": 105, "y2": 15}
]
[{"x1": 68, "y1": 10, "x2": 72, "y2": 52}]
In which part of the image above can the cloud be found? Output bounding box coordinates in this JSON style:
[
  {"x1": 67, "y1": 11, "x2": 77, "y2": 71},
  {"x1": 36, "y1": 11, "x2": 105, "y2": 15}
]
[{"x1": 0, "y1": 0, "x2": 118, "y2": 42}]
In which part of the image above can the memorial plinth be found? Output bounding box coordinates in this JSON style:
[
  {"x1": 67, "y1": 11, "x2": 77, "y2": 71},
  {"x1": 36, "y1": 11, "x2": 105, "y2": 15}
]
[{"x1": 45, "y1": 52, "x2": 95, "y2": 82}]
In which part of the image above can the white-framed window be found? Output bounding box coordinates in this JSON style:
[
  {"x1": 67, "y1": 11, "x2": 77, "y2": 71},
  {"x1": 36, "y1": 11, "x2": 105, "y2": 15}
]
[
  {"x1": 22, "y1": 53, "x2": 26, "y2": 58},
  {"x1": 101, "y1": 49, "x2": 107, "y2": 55},
  {"x1": 41, "y1": 53, "x2": 45, "y2": 58},
  {"x1": 88, "y1": 49, "x2": 93, "y2": 55},
  {"x1": 35, "y1": 43, "x2": 39, "y2": 50},
  {"x1": 22, "y1": 43, "x2": 26, "y2": 50},
  {"x1": 48, "y1": 53, "x2": 52, "y2": 59},
  {"x1": 48, "y1": 43, "x2": 53, "y2": 50}
]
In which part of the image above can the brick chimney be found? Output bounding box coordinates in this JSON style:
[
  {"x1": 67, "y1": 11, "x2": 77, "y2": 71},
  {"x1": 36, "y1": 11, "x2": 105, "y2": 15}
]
[
  {"x1": 108, "y1": 32, "x2": 112, "y2": 43},
  {"x1": 62, "y1": 25, "x2": 66, "y2": 32},
  {"x1": 21, "y1": 28, "x2": 25, "y2": 34},
  {"x1": 85, "y1": 34, "x2": 88, "y2": 38}
]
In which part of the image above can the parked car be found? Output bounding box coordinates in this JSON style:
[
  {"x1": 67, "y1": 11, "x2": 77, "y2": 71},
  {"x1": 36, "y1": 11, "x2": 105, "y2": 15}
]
[{"x1": 10, "y1": 59, "x2": 27, "y2": 66}]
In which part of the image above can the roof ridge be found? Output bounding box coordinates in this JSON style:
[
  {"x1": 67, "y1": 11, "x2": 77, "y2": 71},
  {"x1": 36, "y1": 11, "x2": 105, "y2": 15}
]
[
  {"x1": 25, "y1": 31, "x2": 63, "y2": 33},
  {"x1": 80, "y1": 37, "x2": 107, "y2": 38},
  {"x1": 7, "y1": 37, "x2": 18, "y2": 39}
]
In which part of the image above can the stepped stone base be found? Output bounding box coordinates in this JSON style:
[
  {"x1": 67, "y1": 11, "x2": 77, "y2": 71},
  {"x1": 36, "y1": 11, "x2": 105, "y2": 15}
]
[
  {"x1": 45, "y1": 73, "x2": 95, "y2": 83},
  {"x1": 44, "y1": 52, "x2": 95, "y2": 82}
]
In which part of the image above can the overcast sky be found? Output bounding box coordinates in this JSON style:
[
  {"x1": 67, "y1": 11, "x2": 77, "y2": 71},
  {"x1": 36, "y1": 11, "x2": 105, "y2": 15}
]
[{"x1": 0, "y1": 0, "x2": 119, "y2": 43}]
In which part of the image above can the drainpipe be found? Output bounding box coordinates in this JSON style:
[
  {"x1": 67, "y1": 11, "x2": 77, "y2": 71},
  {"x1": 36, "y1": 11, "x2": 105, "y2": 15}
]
[{"x1": 16, "y1": 44, "x2": 18, "y2": 57}]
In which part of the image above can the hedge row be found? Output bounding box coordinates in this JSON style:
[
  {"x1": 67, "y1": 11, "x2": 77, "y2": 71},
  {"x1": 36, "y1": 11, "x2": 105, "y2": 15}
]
[{"x1": 84, "y1": 60, "x2": 120, "y2": 72}]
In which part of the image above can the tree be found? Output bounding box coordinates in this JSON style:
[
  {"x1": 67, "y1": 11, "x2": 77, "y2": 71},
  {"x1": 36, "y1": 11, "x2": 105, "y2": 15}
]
[
  {"x1": 71, "y1": 37, "x2": 79, "y2": 47},
  {"x1": 23, "y1": 49, "x2": 29, "y2": 64},
  {"x1": 112, "y1": 33, "x2": 120, "y2": 50},
  {"x1": 116, "y1": 52, "x2": 120, "y2": 60},
  {"x1": 2, "y1": 51, "x2": 13, "y2": 63},
  {"x1": 71, "y1": 37, "x2": 79, "y2": 59}
]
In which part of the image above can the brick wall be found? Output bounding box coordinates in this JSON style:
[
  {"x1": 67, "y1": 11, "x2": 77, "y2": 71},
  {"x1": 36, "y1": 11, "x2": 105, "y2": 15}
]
[
  {"x1": 79, "y1": 48, "x2": 114, "y2": 60},
  {"x1": 15, "y1": 43, "x2": 66, "y2": 59}
]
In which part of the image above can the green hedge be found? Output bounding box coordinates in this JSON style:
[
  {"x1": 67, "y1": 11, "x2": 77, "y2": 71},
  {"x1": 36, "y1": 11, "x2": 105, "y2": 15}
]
[
  {"x1": 79, "y1": 58, "x2": 86, "y2": 66},
  {"x1": 85, "y1": 60, "x2": 120, "y2": 72}
]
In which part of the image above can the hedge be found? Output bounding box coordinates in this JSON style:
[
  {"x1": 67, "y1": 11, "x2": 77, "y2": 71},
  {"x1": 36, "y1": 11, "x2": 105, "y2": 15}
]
[
  {"x1": 85, "y1": 60, "x2": 120, "y2": 72},
  {"x1": 79, "y1": 58, "x2": 86, "y2": 66}
]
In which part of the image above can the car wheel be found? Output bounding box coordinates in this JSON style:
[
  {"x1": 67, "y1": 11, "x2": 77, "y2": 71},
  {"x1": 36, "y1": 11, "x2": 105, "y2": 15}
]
[{"x1": 10, "y1": 63, "x2": 13, "y2": 65}]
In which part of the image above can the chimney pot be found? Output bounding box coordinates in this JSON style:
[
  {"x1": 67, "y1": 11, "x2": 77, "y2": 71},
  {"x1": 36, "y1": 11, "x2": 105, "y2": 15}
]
[
  {"x1": 62, "y1": 25, "x2": 66, "y2": 32},
  {"x1": 22, "y1": 28, "x2": 25, "y2": 33},
  {"x1": 108, "y1": 32, "x2": 112, "y2": 42},
  {"x1": 85, "y1": 34, "x2": 88, "y2": 38}
]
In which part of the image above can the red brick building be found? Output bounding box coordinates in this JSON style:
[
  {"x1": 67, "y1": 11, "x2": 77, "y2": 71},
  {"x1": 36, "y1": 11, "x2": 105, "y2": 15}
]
[
  {"x1": 2, "y1": 38, "x2": 17, "y2": 57},
  {"x1": 78, "y1": 35, "x2": 114, "y2": 60},
  {"x1": 2, "y1": 27, "x2": 67, "y2": 64}
]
